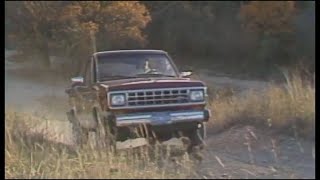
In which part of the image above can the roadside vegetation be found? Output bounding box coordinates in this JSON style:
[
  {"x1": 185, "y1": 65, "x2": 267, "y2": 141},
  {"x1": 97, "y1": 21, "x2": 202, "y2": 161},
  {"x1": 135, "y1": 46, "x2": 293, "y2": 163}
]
[
  {"x1": 5, "y1": 109, "x2": 196, "y2": 179},
  {"x1": 5, "y1": 69, "x2": 315, "y2": 178},
  {"x1": 209, "y1": 68, "x2": 315, "y2": 138},
  {"x1": 5, "y1": 67, "x2": 315, "y2": 178}
]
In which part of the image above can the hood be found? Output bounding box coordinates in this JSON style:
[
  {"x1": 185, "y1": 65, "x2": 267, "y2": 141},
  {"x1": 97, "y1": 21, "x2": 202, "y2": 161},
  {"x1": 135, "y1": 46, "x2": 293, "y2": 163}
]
[{"x1": 98, "y1": 77, "x2": 205, "y2": 91}]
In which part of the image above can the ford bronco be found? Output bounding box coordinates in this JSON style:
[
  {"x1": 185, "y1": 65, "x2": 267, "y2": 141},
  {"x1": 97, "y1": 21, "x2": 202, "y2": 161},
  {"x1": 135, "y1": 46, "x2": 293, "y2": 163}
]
[{"x1": 65, "y1": 50, "x2": 211, "y2": 152}]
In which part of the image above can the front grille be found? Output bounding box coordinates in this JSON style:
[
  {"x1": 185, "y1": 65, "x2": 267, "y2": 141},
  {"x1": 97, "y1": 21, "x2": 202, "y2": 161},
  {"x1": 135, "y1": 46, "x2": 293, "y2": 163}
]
[
  {"x1": 108, "y1": 87, "x2": 206, "y2": 109},
  {"x1": 127, "y1": 89, "x2": 189, "y2": 106}
]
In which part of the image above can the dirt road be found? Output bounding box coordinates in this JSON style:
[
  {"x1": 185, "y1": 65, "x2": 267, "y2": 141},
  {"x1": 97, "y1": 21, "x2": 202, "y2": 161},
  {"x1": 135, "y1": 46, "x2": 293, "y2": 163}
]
[{"x1": 5, "y1": 50, "x2": 315, "y2": 179}]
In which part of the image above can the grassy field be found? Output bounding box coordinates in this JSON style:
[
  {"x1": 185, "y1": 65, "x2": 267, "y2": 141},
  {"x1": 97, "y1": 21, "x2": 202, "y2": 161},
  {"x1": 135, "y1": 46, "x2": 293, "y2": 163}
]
[
  {"x1": 5, "y1": 109, "x2": 198, "y2": 179},
  {"x1": 209, "y1": 69, "x2": 315, "y2": 138},
  {"x1": 5, "y1": 69, "x2": 314, "y2": 178}
]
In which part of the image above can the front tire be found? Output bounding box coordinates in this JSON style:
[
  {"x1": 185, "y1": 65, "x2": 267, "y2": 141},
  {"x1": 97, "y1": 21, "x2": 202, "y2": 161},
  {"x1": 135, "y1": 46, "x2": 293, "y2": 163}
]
[
  {"x1": 187, "y1": 122, "x2": 206, "y2": 153},
  {"x1": 93, "y1": 107, "x2": 117, "y2": 152},
  {"x1": 67, "y1": 110, "x2": 89, "y2": 147}
]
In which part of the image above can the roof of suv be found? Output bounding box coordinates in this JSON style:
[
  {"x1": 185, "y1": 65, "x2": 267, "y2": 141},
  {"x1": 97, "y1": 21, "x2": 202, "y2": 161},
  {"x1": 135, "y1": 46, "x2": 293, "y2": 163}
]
[{"x1": 93, "y1": 50, "x2": 167, "y2": 57}]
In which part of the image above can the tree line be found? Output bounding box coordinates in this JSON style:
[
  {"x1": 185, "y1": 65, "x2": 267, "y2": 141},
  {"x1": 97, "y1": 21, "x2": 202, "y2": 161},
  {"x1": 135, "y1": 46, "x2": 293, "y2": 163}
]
[{"x1": 5, "y1": 1, "x2": 315, "y2": 78}]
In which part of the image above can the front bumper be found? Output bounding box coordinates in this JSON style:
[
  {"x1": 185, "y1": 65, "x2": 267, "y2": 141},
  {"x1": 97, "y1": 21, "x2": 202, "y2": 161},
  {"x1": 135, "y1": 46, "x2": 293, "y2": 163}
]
[{"x1": 115, "y1": 109, "x2": 211, "y2": 127}]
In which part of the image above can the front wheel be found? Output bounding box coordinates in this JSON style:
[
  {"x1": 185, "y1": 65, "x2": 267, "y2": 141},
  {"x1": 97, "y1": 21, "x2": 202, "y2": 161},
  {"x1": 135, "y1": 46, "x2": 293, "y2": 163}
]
[
  {"x1": 187, "y1": 122, "x2": 206, "y2": 153},
  {"x1": 67, "y1": 110, "x2": 89, "y2": 147},
  {"x1": 93, "y1": 107, "x2": 117, "y2": 152}
]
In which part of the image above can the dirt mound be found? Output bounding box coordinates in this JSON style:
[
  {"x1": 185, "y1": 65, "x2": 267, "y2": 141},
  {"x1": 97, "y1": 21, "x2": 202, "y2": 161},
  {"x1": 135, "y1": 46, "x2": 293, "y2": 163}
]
[{"x1": 196, "y1": 125, "x2": 315, "y2": 179}]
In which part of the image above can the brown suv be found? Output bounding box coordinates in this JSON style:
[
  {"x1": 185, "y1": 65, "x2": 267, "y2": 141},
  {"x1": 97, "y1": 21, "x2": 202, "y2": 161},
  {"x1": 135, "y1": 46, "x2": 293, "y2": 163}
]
[{"x1": 66, "y1": 50, "x2": 211, "y2": 152}]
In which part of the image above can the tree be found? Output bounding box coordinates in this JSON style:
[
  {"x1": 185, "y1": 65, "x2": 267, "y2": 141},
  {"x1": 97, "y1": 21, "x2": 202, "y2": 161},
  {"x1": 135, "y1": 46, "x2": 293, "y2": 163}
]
[
  {"x1": 143, "y1": 1, "x2": 217, "y2": 56},
  {"x1": 55, "y1": 1, "x2": 101, "y2": 74},
  {"x1": 239, "y1": 1, "x2": 296, "y2": 36},
  {"x1": 5, "y1": 1, "x2": 63, "y2": 67},
  {"x1": 56, "y1": 1, "x2": 151, "y2": 74},
  {"x1": 100, "y1": 1, "x2": 151, "y2": 49},
  {"x1": 5, "y1": 1, "x2": 151, "y2": 74},
  {"x1": 239, "y1": 1, "x2": 298, "y2": 71}
]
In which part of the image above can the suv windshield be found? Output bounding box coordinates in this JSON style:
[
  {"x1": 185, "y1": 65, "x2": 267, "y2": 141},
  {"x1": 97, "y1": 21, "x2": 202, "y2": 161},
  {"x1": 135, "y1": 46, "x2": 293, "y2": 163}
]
[{"x1": 96, "y1": 53, "x2": 178, "y2": 81}]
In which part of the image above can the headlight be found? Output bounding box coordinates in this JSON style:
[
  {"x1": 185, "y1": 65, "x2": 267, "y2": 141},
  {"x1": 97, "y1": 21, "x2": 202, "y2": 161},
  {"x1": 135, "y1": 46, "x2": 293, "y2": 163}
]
[
  {"x1": 110, "y1": 94, "x2": 126, "y2": 106},
  {"x1": 189, "y1": 90, "x2": 204, "y2": 102}
]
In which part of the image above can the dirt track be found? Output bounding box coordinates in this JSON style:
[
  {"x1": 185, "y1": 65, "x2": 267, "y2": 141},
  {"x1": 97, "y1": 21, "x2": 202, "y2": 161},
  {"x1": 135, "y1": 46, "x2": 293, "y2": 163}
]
[{"x1": 5, "y1": 50, "x2": 315, "y2": 179}]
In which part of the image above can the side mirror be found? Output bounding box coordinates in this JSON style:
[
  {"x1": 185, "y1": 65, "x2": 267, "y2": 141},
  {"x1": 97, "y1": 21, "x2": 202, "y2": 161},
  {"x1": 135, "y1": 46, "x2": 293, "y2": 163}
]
[
  {"x1": 71, "y1": 76, "x2": 84, "y2": 83},
  {"x1": 180, "y1": 71, "x2": 192, "y2": 77}
]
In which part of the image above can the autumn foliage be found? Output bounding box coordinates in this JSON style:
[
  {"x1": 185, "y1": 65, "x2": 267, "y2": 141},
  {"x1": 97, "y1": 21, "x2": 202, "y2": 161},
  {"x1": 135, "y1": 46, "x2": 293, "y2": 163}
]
[
  {"x1": 239, "y1": 1, "x2": 297, "y2": 36},
  {"x1": 5, "y1": 1, "x2": 314, "y2": 78},
  {"x1": 102, "y1": 1, "x2": 151, "y2": 47}
]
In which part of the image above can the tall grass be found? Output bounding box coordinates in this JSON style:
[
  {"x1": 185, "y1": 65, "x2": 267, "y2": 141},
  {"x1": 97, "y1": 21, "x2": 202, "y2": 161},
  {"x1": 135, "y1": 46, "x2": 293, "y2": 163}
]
[
  {"x1": 5, "y1": 109, "x2": 196, "y2": 179},
  {"x1": 5, "y1": 68, "x2": 315, "y2": 178},
  {"x1": 210, "y1": 69, "x2": 315, "y2": 138}
]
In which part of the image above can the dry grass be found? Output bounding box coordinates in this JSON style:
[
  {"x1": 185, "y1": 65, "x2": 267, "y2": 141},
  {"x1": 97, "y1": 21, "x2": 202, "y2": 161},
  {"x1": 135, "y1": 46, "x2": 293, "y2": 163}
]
[
  {"x1": 209, "y1": 70, "x2": 315, "y2": 138},
  {"x1": 35, "y1": 94, "x2": 69, "y2": 114},
  {"x1": 5, "y1": 65, "x2": 314, "y2": 178},
  {"x1": 5, "y1": 109, "x2": 196, "y2": 179}
]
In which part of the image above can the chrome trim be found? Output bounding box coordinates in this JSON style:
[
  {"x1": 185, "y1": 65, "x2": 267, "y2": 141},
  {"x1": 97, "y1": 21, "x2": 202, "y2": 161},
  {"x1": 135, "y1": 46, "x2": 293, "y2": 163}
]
[
  {"x1": 109, "y1": 87, "x2": 206, "y2": 94},
  {"x1": 111, "y1": 102, "x2": 206, "y2": 110},
  {"x1": 168, "y1": 111, "x2": 204, "y2": 122},
  {"x1": 93, "y1": 50, "x2": 167, "y2": 56},
  {"x1": 117, "y1": 115, "x2": 152, "y2": 121},
  {"x1": 171, "y1": 114, "x2": 204, "y2": 121},
  {"x1": 117, "y1": 119, "x2": 151, "y2": 126},
  {"x1": 115, "y1": 110, "x2": 205, "y2": 126},
  {"x1": 170, "y1": 111, "x2": 204, "y2": 116},
  {"x1": 108, "y1": 87, "x2": 207, "y2": 109}
]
